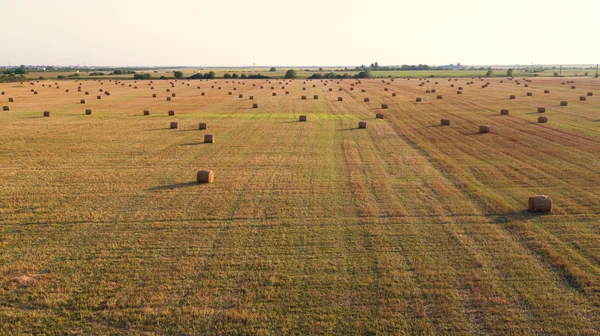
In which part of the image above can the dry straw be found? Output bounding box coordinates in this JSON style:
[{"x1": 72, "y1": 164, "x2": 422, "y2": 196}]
[
  {"x1": 196, "y1": 170, "x2": 214, "y2": 184},
  {"x1": 528, "y1": 195, "x2": 552, "y2": 212}
]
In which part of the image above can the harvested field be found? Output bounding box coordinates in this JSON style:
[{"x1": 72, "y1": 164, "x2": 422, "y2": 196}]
[{"x1": 1, "y1": 77, "x2": 600, "y2": 334}]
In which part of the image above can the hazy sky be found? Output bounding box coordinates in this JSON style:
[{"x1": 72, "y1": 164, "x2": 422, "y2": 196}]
[{"x1": 2, "y1": 0, "x2": 598, "y2": 66}]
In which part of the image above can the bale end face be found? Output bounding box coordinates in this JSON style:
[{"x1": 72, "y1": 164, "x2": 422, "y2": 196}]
[
  {"x1": 538, "y1": 116, "x2": 548, "y2": 123},
  {"x1": 416, "y1": 98, "x2": 422, "y2": 102},
  {"x1": 500, "y1": 109, "x2": 509, "y2": 115},
  {"x1": 479, "y1": 125, "x2": 491, "y2": 133},
  {"x1": 299, "y1": 115, "x2": 307, "y2": 122},
  {"x1": 204, "y1": 134, "x2": 214, "y2": 143},
  {"x1": 197, "y1": 170, "x2": 214, "y2": 184},
  {"x1": 580, "y1": 96, "x2": 587, "y2": 101},
  {"x1": 358, "y1": 121, "x2": 367, "y2": 129},
  {"x1": 528, "y1": 195, "x2": 552, "y2": 213},
  {"x1": 440, "y1": 119, "x2": 450, "y2": 126}
]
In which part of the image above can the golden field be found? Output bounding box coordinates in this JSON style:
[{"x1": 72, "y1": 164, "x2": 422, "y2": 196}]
[{"x1": 1, "y1": 76, "x2": 599, "y2": 334}]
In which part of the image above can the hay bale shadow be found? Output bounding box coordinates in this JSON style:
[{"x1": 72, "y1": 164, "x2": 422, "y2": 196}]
[
  {"x1": 491, "y1": 209, "x2": 549, "y2": 223},
  {"x1": 147, "y1": 182, "x2": 198, "y2": 191}
]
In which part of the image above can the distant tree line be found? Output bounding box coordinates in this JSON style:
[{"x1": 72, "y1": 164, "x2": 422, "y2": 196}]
[
  {"x1": 2, "y1": 65, "x2": 28, "y2": 75},
  {"x1": 0, "y1": 74, "x2": 28, "y2": 83}
]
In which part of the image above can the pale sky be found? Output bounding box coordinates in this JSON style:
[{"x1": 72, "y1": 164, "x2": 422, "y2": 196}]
[{"x1": 2, "y1": 0, "x2": 598, "y2": 67}]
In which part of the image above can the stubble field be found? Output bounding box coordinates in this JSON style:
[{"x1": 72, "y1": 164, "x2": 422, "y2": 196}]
[{"x1": 1, "y1": 76, "x2": 599, "y2": 334}]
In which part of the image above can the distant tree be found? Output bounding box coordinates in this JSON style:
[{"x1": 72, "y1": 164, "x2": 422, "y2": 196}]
[
  {"x1": 269, "y1": 67, "x2": 277, "y2": 72},
  {"x1": 554, "y1": 72, "x2": 559, "y2": 77},
  {"x1": 232, "y1": 73, "x2": 239, "y2": 78},
  {"x1": 133, "y1": 73, "x2": 151, "y2": 80},
  {"x1": 188, "y1": 73, "x2": 204, "y2": 79},
  {"x1": 485, "y1": 69, "x2": 493, "y2": 77},
  {"x1": 584, "y1": 72, "x2": 589, "y2": 76},
  {"x1": 506, "y1": 68, "x2": 514, "y2": 77},
  {"x1": 223, "y1": 73, "x2": 232, "y2": 79},
  {"x1": 14, "y1": 65, "x2": 28, "y2": 74},
  {"x1": 374, "y1": 62, "x2": 379, "y2": 68},
  {"x1": 113, "y1": 69, "x2": 123, "y2": 75},
  {"x1": 174, "y1": 71, "x2": 183, "y2": 79},
  {"x1": 354, "y1": 69, "x2": 373, "y2": 79},
  {"x1": 240, "y1": 73, "x2": 247, "y2": 79},
  {"x1": 57, "y1": 75, "x2": 65, "y2": 79},
  {"x1": 319, "y1": 67, "x2": 323, "y2": 71},
  {"x1": 284, "y1": 69, "x2": 297, "y2": 79},
  {"x1": 204, "y1": 71, "x2": 216, "y2": 79}
]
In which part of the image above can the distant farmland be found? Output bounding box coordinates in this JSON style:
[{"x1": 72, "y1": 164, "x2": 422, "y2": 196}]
[{"x1": 1, "y1": 76, "x2": 599, "y2": 334}]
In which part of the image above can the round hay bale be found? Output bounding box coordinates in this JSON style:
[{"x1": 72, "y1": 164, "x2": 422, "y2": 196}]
[
  {"x1": 228, "y1": 92, "x2": 232, "y2": 95},
  {"x1": 252, "y1": 103, "x2": 258, "y2": 108},
  {"x1": 537, "y1": 107, "x2": 546, "y2": 113},
  {"x1": 0, "y1": 92, "x2": 4, "y2": 95},
  {"x1": 301, "y1": 96, "x2": 306, "y2": 100},
  {"x1": 166, "y1": 89, "x2": 171, "y2": 92},
  {"x1": 416, "y1": 97, "x2": 422, "y2": 102},
  {"x1": 479, "y1": 125, "x2": 491, "y2": 133},
  {"x1": 169, "y1": 110, "x2": 175, "y2": 116},
  {"x1": 199, "y1": 123, "x2": 207, "y2": 130},
  {"x1": 143, "y1": 110, "x2": 150, "y2": 115},
  {"x1": 560, "y1": 101, "x2": 568, "y2": 106},
  {"x1": 436, "y1": 95, "x2": 443, "y2": 99},
  {"x1": 338, "y1": 88, "x2": 343, "y2": 91},
  {"x1": 571, "y1": 86, "x2": 576, "y2": 89},
  {"x1": 451, "y1": 84, "x2": 455, "y2": 87},
  {"x1": 381, "y1": 104, "x2": 388, "y2": 109},
  {"x1": 544, "y1": 90, "x2": 550, "y2": 94},
  {"x1": 299, "y1": 115, "x2": 307, "y2": 122},
  {"x1": 538, "y1": 116, "x2": 548, "y2": 123},
  {"x1": 105, "y1": 91, "x2": 110, "y2": 96},
  {"x1": 249, "y1": 96, "x2": 254, "y2": 100},
  {"x1": 201, "y1": 92, "x2": 206, "y2": 96},
  {"x1": 329, "y1": 88, "x2": 333, "y2": 91},
  {"x1": 85, "y1": 91, "x2": 89, "y2": 95},
  {"x1": 580, "y1": 96, "x2": 587, "y2": 101},
  {"x1": 99, "y1": 89, "x2": 103, "y2": 92},
  {"x1": 204, "y1": 134, "x2": 214, "y2": 143},
  {"x1": 392, "y1": 93, "x2": 397, "y2": 97},
  {"x1": 587, "y1": 92, "x2": 593, "y2": 96},
  {"x1": 510, "y1": 95, "x2": 516, "y2": 99},
  {"x1": 376, "y1": 113, "x2": 384, "y2": 119},
  {"x1": 80, "y1": 99, "x2": 86, "y2": 104},
  {"x1": 302, "y1": 87, "x2": 306, "y2": 91},
  {"x1": 65, "y1": 89, "x2": 69, "y2": 93},
  {"x1": 426, "y1": 90, "x2": 431, "y2": 93},
  {"x1": 364, "y1": 98, "x2": 370, "y2": 102},
  {"x1": 384, "y1": 88, "x2": 389, "y2": 91},
  {"x1": 166, "y1": 97, "x2": 171, "y2": 101},
  {"x1": 500, "y1": 109, "x2": 509, "y2": 115},
  {"x1": 458, "y1": 87, "x2": 463, "y2": 90},
  {"x1": 85, "y1": 109, "x2": 92, "y2": 115},
  {"x1": 457, "y1": 91, "x2": 463, "y2": 94},
  {"x1": 313, "y1": 95, "x2": 319, "y2": 99},
  {"x1": 34, "y1": 91, "x2": 38, "y2": 94},
  {"x1": 440, "y1": 119, "x2": 450, "y2": 126},
  {"x1": 2, "y1": 106, "x2": 9, "y2": 111},
  {"x1": 43, "y1": 110, "x2": 51, "y2": 117},
  {"x1": 358, "y1": 121, "x2": 367, "y2": 129},
  {"x1": 152, "y1": 94, "x2": 157, "y2": 98},
  {"x1": 239, "y1": 94, "x2": 243, "y2": 98},
  {"x1": 524, "y1": 84, "x2": 529, "y2": 87},
  {"x1": 286, "y1": 91, "x2": 290, "y2": 94},
  {"x1": 196, "y1": 170, "x2": 214, "y2": 184},
  {"x1": 431, "y1": 89, "x2": 436, "y2": 93},
  {"x1": 337, "y1": 97, "x2": 343, "y2": 101},
  {"x1": 527, "y1": 92, "x2": 532, "y2": 96},
  {"x1": 172, "y1": 93, "x2": 176, "y2": 97},
  {"x1": 528, "y1": 195, "x2": 552, "y2": 213},
  {"x1": 8, "y1": 98, "x2": 14, "y2": 102},
  {"x1": 272, "y1": 92, "x2": 277, "y2": 96},
  {"x1": 97, "y1": 95, "x2": 102, "y2": 100},
  {"x1": 170, "y1": 121, "x2": 178, "y2": 129}
]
